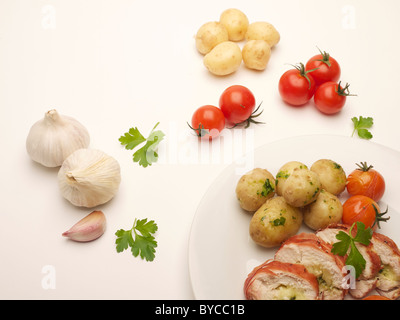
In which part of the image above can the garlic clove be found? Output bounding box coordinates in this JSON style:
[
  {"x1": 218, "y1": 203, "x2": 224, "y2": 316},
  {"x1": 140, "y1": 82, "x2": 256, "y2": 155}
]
[
  {"x1": 58, "y1": 148, "x2": 121, "y2": 208},
  {"x1": 26, "y1": 109, "x2": 90, "y2": 167},
  {"x1": 62, "y1": 210, "x2": 106, "y2": 242}
]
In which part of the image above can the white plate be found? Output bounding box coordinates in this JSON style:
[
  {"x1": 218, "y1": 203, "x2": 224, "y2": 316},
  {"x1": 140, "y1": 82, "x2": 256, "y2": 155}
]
[{"x1": 188, "y1": 134, "x2": 400, "y2": 300}]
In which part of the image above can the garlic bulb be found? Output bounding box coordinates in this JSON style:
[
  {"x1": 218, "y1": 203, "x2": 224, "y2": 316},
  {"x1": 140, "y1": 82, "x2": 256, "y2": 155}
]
[
  {"x1": 58, "y1": 149, "x2": 121, "y2": 208},
  {"x1": 26, "y1": 109, "x2": 90, "y2": 167},
  {"x1": 62, "y1": 210, "x2": 106, "y2": 242}
]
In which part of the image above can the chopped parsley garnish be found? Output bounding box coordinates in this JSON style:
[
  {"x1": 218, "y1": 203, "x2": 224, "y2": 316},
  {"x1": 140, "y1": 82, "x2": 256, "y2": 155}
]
[
  {"x1": 271, "y1": 217, "x2": 286, "y2": 227},
  {"x1": 258, "y1": 178, "x2": 275, "y2": 197}
]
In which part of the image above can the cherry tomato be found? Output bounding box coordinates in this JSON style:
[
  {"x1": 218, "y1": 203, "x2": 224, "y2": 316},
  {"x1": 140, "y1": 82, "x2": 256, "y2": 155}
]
[
  {"x1": 314, "y1": 81, "x2": 354, "y2": 115},
  {"x1": 189, "y1": 105, "x2": 225, "y2": 140},
  {"x1": 278, "y1": 63, "x2": 316, "y2": 106},
  {"x1": 219, "y1": 85, "x2": 256, "y2": 125},
  {"x1": 305, "y1": 49, "x2": 341, "y2": 86},
  {"x1": 362, "y1": 295, "x2": 390, "y2": 300},
  {"x1": 347, "y1": 162, "x2": 386, "y2": 202},
  {"x1": 342, "y1": 195, "x2": 389, "y2": 230}
]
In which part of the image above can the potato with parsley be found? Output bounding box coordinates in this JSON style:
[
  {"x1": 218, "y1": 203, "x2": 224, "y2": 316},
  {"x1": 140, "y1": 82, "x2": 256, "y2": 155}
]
[
  {"x1": 203, "y1": 41, "x2": 242, "y2": 76},
  {"x1": 242, "y1": 40, "x2": 271, "y2": 71},
  {"x1": 275, "y1": 161, "x2": 308, "y2": 196},
  {"x1": 236, "y1": 168, "x2": 276, "y2": 212},
  {"x1": 310, "y1": 159, "x2": 347, "y2": 196},
  {"x1": 249, "y1": 196, "x2": 303, "y2": 248},
  {"x1": 195, "y1": 21, "x2": 229, "y2": 55},
  {"x1": 245, "y1": 21, "x2": 280, "y2": 47},
  {"x1": 219, "y1": 8, "x2": 249, "y2": 41},
  {"x1": 303, "y1": 189, "x2": 343, "y2": 230},
  {"x1": 281, "y1": 168, "x2": 321, "y2": 207}
]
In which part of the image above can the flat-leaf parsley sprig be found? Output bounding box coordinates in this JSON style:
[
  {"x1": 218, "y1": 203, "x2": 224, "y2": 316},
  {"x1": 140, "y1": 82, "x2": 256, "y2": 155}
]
[
  {"x1": 331, "y1": 221, "x2": 373, "y2": 279},
  {"x1": 115, "y1": 218, "x2": 158, "y2": 262},
  {"x1": 119, "y1": 122, "x2": 165, "y2": 167}
]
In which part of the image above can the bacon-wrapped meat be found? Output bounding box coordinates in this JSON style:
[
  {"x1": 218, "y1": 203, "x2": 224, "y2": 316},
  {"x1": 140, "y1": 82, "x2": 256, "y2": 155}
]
[
  {"x1": 371, "y1": 232, "x2": 400, "y2": 299},
  {"x1": 244, "y1": 259, "x2": 319, "y2": 300},
  {"x1": 274, "y1": 233, "x2": 347, "y2": 300},
  {"x1": 316, "y1": 224, "x2": 381, "y2": 299}
]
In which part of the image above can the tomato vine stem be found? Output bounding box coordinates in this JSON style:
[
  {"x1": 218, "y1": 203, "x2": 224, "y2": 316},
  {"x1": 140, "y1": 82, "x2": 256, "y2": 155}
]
[
  {"x1": 372, "y1": 204, "x2": 390, "y2": 229},
  {"x1": 290, "y1": 62, "x2": 318, "y2": 89},
  {"x1": 355, "y1": 161, "x2": 374, "y2": 172},
  {"x1": 187, "y1": 122, "x2": 209, "y2": 137},
  {"x1": 336, "y1": 81, "x2": 357, "y2": 97},
  {"x1": 228, "y1": 102, "x2": 265, "y2": 129},
  {"x1": 314, "y1": 47, "x2": 332, "y2": 67}
]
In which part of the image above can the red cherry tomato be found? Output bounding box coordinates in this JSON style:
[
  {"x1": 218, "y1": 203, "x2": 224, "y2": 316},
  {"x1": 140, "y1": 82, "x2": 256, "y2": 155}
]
[
  {"x1": 278, "y1": 63, "x2": 316, "y2": 106},
  {"x1": 314, "y1": 81, "x2": 354, "y2": 115},
  {"x1": 305, "y1": 49, "x2": 341, "y2": 86},
  {"x1": 342, "y1": 195, "x2": 389, "y2": 230},
  {"x1": 219, "y1": 85, "x2": 255, "y2": 125},
  {"x1": 346, "y1": 162, "x2": 386, "y2": 202},
  {"x1": 189, "y1": 105, "x2": 225, "y2": 140}
]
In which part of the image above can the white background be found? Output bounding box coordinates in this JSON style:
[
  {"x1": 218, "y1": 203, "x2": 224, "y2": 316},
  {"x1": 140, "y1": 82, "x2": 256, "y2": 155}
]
[{"x1": 1, "y1": 0, "x2": 399, "y2": 299}]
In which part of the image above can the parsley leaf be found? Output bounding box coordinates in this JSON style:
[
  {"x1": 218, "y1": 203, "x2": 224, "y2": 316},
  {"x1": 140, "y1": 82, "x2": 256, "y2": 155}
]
[
  {"x1": 346, "y1": 241, "x2": 366, "y2": 278},
  {"x1": 331, "y1": 222, "x2": 373, "y2": 279},
  {"x1": 115, "y1": 229, "x2": 134, "y2": 252},
  {"x1": 351, "y1": 116, "x2": 373, "y2": 140},
  {"x1": 135, "y1": 218, "x2": 158, "y2": 237},
  {"x1": 119, "y1": 122, "x2": 165, "y2": 167},
  {"x1": 118, "y1": 127, "x2": 146, "y2": 150},
  {"x1": 115, "y1": 218, "x2": 158, "y2": 262},
  {"x1": 131, "y1": 234, "x2": 157, "y2": 261},
  {"x1": 353, "y1": 223, "x2": 373, "y2": 245},
  {"x1": 331, "y1": 231, "x2": 352, "y2": 256}
]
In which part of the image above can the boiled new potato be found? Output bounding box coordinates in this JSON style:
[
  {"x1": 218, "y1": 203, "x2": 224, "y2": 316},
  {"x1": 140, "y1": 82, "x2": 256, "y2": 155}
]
[
  {"x1": 203, "y1": 41, "x2": 242, "y2": 76},
  {"x1": 195, "y1": 21, "x2": 229, "y2": 55},
  {"x1": 249, "y1": 196, "x2": 303, "y2": 248},
  {"x1": 245, "y1": 21, "x2": 280, "y2": 47},
  {"x1": 310, "y1": 159, "x2": 347, "y2": 196},
  {"x1": 275, "y1": 161, "x2": 308, "y2": 196},
  {"x1": 242, "y1": 40, "x2": 271, "y2": 71},
  {"x1": 303, "y1": 189, "x2": 343, "y2": 230},
  {"x1": 282, "y1": 168, "x2": 321, "y2": 207},
  {"x1": 236, "y1": 168, "x2": 276, "y2": 212},
  {"x1": 219, "y1": 8, "x2": 249, "y2": 41}
]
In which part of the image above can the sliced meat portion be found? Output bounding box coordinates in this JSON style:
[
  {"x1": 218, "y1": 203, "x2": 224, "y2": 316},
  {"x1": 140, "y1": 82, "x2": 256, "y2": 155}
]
[
  {"x1": 350, "y1": 279, "x2": 379, "y2": 299},
  {"x1": 274, "y1": 233, "x2": 347, "y2": 300},
  {"x1": 244, "y1": 259, "x2": 319, "y2": 300},
  {"x1": 371, "y1": 232, "x2": 400, "y2": 300},
  {"x1": 316, "y1": 224, "x2": 381, "y2": 299}
]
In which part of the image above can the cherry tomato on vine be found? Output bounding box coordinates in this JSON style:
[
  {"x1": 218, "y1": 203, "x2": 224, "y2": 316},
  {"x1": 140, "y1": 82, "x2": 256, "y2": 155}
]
[
  {"x1": 189, "y1": 105, "x2": 225, "y2": 140},
  {"x1": 278, "y1": 63, "x2": 317, "y2": 106},
  {"x1": 346, "y1": 162, "x2": 386, "y2": 202},
  {"x1": 305, "y1": 49, "x2": 341, "y2": 86},
  {"x1": 342, "y1": 195, "x2": 389, "y2": 230},
  {"x1": 314, "y1": 81, "x2": 355, "y2": 115},
  {"x1": 219, "y1": 85, "x2": 264, "y2": 128}
]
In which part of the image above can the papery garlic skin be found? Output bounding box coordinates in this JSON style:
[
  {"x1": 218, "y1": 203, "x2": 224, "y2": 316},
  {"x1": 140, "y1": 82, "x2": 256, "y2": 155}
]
[
  {"x1": 62, "y1": 210, "x2": 106, "y2": 242},
  {"x1": 58, "y1": 149, "x2": 121, "y2": 208},
  {"x1": 26, "y1": 109, "x2": 90, "y2": 167}
]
